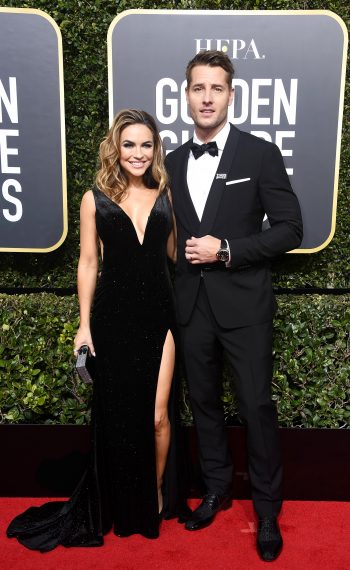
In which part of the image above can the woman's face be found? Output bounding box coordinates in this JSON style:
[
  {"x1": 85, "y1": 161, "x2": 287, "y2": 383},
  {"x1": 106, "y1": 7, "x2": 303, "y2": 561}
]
[{"x1": 119, "y1": 123, "x2": 154, "y2": 179}]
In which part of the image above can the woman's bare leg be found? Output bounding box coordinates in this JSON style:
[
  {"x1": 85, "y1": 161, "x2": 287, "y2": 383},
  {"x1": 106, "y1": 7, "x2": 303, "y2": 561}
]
[{"x1": 155, "y1": 330, "x2": 175, "y2": 513}]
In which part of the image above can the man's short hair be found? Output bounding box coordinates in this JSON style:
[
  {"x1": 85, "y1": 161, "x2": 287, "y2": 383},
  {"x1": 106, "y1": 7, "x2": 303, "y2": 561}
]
[{"x1": 186, "y1": 50, "x2": 235, "y2": 87}]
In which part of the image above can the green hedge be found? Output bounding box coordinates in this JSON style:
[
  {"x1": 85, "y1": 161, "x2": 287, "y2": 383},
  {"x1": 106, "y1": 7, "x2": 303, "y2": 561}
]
[
  {"x1": 1, "y1": 293, "x2": 349, "y2": 427},
  {"x1": 0, "y1": 1, "x2": 349, "y2": 428},
  {"x1": 0, "y1": 294, "x2": 90, "y2": 425},
  {"x1": 0, "y1": 0, "x2": 349, "y2": 288}
]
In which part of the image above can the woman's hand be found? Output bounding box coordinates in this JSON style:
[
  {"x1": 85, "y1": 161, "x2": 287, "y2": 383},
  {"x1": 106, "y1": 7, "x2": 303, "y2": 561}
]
[{"x1": 74, "y1": 326, "x2": 95, "y2": 357}]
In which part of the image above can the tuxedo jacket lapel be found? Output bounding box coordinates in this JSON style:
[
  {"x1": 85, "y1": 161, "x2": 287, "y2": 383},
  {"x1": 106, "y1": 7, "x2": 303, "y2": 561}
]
[
  {"x1": 172, "y1": 140, "x2": 200, "y2": 235},
  {"x1": 199, "y1": 125, "x2": 240, "y2": 237}
]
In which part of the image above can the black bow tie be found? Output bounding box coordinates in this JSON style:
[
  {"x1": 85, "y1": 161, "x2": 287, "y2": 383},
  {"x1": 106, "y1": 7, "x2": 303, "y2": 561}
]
[{"x1": 190, "y1": 141, "x2": 219, "y2": 159}]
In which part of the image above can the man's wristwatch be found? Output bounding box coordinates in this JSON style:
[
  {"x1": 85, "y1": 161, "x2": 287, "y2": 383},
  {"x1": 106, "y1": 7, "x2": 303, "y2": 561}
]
[{"x1": 216, "y1": 239, "x2": 230, "y2": 263}]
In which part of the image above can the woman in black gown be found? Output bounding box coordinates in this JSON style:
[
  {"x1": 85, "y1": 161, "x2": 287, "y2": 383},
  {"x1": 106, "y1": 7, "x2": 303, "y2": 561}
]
[{"x1": 7, "y1": 109, "x2": 189, "y2": 551}]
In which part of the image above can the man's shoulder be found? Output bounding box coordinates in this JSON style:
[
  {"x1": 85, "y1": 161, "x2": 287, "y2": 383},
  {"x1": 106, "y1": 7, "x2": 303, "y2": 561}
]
[
  {"x1": 165, "y1": 140, "x2": 191, "y2": 165},
  {"x1": 230, "y1": 124, "x2": 275, "y2": 151}
]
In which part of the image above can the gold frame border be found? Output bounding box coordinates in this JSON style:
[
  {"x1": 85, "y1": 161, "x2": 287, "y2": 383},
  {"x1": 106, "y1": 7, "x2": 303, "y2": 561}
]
[
  {"x1": 0, "y1": 7, "x2": 67, "y2": 253},
  {"x1": 108, "y1": 9, "x2": 348, "y2": 254}
]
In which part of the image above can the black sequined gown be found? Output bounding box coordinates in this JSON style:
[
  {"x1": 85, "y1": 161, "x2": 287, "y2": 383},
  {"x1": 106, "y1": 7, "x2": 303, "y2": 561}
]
[{"x1": 7, "y1": 187, "x2": 188, "y2": 552}]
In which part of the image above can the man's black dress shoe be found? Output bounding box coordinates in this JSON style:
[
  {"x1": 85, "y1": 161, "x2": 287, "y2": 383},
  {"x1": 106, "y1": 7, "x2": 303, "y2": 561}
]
[
  {"x1": 185, "y1": 494, "x2": 232, "y2": 531},
  {"x1": 257, "y1": 516, "x2": 283, "y2": 561}
]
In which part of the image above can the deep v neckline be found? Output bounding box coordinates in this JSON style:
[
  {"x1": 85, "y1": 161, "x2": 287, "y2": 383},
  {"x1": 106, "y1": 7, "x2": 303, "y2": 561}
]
[{"x1": 102, "y1": 190, "x2": 160, "y2": 246}]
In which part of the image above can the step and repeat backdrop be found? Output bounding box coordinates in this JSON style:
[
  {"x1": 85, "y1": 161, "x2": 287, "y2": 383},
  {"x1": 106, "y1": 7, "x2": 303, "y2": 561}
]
[
  {"x1": 108, "y1": 10, "x2": 348, "y2": 253},
  {"x1": 0, "y1": 8, "x2": 347, "y2": 253},
  {"x1": 0, "y1": 8, "x2": 66, "y2": 252}
]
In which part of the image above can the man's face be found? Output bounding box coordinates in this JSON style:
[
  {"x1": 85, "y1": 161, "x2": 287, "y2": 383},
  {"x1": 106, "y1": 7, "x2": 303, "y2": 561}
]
[{"x1": 186, "y1": 65, "x2": 234, "y2": 140}]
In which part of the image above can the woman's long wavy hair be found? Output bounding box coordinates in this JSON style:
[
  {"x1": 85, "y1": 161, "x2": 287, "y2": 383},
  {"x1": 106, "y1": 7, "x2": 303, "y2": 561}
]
[{"x1": 95, "y1": 109, "x2": 168, "y2": 203}]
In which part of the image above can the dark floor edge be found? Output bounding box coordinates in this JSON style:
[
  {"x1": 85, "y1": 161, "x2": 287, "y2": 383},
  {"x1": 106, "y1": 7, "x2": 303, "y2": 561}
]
[{"x1": 0, "y1": 287, "x2": 349, "y2": 296}]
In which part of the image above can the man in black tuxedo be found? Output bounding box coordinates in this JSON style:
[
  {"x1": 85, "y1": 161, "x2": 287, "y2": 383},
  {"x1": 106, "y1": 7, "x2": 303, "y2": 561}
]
[{"x1": 165, "y1": 51, "x2": 303, "y2": 561}]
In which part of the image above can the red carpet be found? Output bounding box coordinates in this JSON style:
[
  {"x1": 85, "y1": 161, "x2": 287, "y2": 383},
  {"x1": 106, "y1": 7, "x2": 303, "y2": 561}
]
[{"x1": 1, "y1": 499, "x2": 349, "y2": 570}]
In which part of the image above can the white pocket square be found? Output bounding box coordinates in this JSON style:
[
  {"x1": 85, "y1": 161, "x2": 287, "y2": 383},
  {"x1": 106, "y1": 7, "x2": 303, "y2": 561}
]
[{"x1": 226, "y1": 177, "x2": 251, "y2": 186}]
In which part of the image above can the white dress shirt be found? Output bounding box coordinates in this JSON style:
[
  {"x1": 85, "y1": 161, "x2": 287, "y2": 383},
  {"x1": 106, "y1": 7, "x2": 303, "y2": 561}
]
[
  {"x1": 187, "y1": 122, "x2": 230, "y2": 221},
  {"x1": 187, "y1": 122, "x2": 231, "y2": 265}
]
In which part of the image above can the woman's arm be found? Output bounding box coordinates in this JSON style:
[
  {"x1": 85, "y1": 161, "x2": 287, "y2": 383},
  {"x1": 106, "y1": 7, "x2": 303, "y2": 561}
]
[{"x1": 74, "y1": 190, "x2": 99, "y2": 356}]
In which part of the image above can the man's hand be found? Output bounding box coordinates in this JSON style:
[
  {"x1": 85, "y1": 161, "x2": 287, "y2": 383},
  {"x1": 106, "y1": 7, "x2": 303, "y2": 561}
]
[{"x1": 185, "y1": 235, "x2": 221, "y2": 264}]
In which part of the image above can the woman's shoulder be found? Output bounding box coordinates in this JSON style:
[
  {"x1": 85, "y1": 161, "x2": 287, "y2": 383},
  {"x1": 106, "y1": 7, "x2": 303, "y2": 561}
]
[
  {"x1": 88, "y1": 185, "x2": 109, "y2": 205},
  {"x1": 156, "y1": 188, "x2": 173, "y2": 221},
  {"x1": 90, "y1": 184, "x2": 101, "y2": 198},
  {"x1": 158, "y1": 187, "x2": 172, "y2": 205},
  {"x1": 81, "y1": 189, "x2": 96, "y2": 212}
]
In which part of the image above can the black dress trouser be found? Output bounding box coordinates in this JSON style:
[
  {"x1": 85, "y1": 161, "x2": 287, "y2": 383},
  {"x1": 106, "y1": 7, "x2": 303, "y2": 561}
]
[{"x1": 179, "y1": 280, "x2": 282, "y2": 518}]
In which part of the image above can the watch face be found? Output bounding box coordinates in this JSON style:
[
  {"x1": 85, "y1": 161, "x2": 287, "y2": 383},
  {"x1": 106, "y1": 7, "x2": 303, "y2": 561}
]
[{"x1": 217, "y1": 249, "x2": 229, "y2": 262}]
